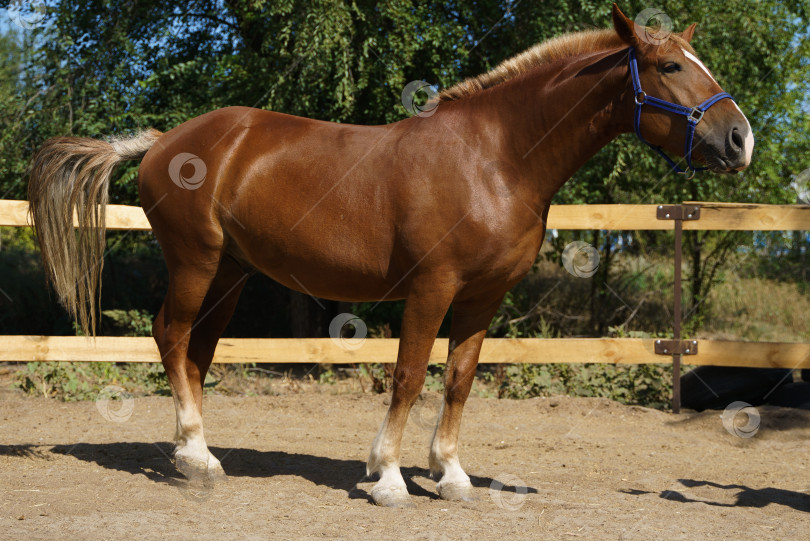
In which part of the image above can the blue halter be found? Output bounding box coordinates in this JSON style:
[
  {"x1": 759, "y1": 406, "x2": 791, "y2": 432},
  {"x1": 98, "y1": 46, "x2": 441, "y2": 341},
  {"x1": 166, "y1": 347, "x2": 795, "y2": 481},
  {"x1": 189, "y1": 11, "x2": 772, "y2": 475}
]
[{"x1": 628, "y1": 47, "x2": 733, "y2": 178}]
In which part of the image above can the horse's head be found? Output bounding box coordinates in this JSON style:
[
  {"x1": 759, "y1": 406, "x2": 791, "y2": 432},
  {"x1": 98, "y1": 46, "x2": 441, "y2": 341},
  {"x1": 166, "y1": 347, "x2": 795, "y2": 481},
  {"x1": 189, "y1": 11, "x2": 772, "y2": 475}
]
[{"x1": 612, "y1": 5, "x2": 753, "y2": 173}]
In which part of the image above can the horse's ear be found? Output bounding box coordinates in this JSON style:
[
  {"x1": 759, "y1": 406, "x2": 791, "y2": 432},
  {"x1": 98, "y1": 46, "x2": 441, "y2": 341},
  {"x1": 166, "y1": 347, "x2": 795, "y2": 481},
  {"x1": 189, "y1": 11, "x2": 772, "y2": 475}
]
[
  {"x1": 680, "y1": 23, "x2": 697, "y2": 43},
  {"x1": 611, "y1": 4, "x2": 638, "y2": 46}
]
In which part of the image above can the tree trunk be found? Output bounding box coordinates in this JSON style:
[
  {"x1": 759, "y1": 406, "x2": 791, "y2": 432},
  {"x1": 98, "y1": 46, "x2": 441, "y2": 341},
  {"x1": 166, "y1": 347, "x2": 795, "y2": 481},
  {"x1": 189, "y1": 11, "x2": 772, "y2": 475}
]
[{"x1": 289, "y1": 292, "x2": 341, "y2": 338}]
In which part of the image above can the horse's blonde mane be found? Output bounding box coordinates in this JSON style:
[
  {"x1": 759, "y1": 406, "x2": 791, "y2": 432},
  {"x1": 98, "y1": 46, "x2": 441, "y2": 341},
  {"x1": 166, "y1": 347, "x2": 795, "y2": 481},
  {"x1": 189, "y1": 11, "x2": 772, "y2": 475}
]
[{"x1": 438, "y1": 28, "x2": 693, "y2": 102}]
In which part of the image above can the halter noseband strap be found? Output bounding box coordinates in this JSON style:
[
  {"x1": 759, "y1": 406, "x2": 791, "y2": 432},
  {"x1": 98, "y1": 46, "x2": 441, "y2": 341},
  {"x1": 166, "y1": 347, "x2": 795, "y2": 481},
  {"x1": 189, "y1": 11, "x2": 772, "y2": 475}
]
[{"x1": 628, "y1": 47, "x2": 733, "y2": 178}]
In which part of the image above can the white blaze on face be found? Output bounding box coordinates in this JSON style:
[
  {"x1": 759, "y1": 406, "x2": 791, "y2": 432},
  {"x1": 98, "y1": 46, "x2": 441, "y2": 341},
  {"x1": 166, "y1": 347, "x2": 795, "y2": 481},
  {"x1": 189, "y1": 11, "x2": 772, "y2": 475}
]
[
  {"x1": 682, "y1": 49, "x2": 717, "y2": 83},
  {"x1": 682, "y1": 48, "x2": 754, "y2": 168}
]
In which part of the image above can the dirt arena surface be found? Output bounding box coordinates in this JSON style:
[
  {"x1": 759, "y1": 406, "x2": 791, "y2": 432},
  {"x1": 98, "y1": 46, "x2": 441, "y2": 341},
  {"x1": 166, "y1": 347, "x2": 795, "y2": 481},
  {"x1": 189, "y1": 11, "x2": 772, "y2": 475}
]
[{"x1": 2, "y1": 390, "x2": 810, "y2": 540}]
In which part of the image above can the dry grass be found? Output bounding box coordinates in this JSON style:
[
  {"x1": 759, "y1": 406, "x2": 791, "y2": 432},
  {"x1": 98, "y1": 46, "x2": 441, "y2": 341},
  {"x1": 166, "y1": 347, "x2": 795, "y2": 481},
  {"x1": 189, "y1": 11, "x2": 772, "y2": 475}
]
[{"x1": 703, "y1": 275, "x2": 810, "y2": 342}]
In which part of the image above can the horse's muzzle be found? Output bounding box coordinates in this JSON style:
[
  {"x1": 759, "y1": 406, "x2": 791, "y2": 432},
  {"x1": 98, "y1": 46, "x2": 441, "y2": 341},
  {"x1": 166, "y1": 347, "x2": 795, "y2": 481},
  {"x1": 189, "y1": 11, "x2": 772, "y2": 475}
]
[{"x1": 701, "y1": 122, "x2": 754, "y2": 173}]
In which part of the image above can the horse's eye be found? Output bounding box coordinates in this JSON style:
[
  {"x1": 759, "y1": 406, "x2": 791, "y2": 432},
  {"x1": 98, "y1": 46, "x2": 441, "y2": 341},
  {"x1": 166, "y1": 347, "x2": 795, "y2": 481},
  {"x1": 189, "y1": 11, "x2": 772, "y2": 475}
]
[{"x1": 663, "y1": 62, "x2": 682, "y2": 74}]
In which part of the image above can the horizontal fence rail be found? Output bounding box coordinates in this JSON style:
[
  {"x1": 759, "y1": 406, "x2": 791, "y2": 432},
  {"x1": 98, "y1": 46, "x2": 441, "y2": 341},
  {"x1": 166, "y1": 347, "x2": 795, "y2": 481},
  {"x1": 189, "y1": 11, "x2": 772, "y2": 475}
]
[
  {"x1": 0, "y1": 200, "x2": 151, "y2": 230},
  {"x1": 2, "y1": 198, "x2": 810, "y2": 410},
  {"x1": 2, "y1": 199, "x2": 810, "y2": 231},
  {"x1": 2, "y1": 336, "x2": 809, "y2": 369}
]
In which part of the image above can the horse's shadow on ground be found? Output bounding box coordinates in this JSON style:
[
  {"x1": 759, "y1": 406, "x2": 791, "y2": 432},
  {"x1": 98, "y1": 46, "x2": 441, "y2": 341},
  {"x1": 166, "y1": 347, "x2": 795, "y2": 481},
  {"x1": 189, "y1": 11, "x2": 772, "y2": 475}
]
[
  {"x1": 8, "y1": 442, "x2": 535, "y2": 503},
  {"x1": 621, "y1": 478, "x2": 810, "y2": 513}
]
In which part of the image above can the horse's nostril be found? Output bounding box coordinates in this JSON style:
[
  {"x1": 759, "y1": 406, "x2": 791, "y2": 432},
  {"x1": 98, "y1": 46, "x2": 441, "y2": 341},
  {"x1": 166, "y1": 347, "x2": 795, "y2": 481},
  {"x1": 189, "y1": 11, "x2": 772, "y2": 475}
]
[
  {"x1": 730, "y1": 128, "x2": 744, "y2": 152},
  {"x1": 725, "y1": 127, "x2": 745, "y2": 162}
]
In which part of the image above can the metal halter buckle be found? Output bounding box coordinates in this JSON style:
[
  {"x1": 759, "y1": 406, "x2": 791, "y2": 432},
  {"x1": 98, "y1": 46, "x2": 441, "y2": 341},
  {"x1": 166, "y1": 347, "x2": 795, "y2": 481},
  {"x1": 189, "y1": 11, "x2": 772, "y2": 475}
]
[
  {"x1": 678, "y1": 168, "x2": 697, "y2": 180},
  {"x1": 634, "y1": 91, "x2": 647, "y2": 105},
  {"x1": 688, "y1": 106, "x2": 705, "y2": 123}
]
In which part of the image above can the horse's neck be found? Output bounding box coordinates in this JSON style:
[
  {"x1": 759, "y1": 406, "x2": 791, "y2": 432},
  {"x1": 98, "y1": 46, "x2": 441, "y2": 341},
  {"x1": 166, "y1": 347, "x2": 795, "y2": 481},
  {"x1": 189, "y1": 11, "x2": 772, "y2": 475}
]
[{"x1": 493, "y1": 48, "x2": 632, "y2": 201}]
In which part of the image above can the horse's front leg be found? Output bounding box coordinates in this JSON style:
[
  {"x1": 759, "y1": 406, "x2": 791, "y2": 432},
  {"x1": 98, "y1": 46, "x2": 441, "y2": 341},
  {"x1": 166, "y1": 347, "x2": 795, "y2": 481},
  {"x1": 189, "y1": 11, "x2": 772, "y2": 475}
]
[
  {"x1": 429, "y1": 296, "x2": 503, "y2": 501},
  {"x1": 367, "y1": 278, "x2": 456, "y2": 507}
]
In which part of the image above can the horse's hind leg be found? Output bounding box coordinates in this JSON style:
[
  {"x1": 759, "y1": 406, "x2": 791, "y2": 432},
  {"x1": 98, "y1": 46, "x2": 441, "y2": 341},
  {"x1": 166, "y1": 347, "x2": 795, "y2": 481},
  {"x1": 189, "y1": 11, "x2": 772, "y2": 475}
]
[
  {"x1": 429, "y1": 296, "x2": 503, "y2": 501},
  {"x1": 185, "y1": 255, "x2": 248, "y2": 414},
  {"x1": 153, "y1": 254, "x2": 247, "y2": 483},
  {"x1": 367, "y1": 278, "x2": 456, "y2": 507}
]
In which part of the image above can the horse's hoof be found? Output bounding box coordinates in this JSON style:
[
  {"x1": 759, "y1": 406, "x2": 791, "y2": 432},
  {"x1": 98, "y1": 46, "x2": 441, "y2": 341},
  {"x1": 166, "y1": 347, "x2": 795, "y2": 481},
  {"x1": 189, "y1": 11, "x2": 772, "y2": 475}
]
[
  {"x1": 371, "y1": 485, "x2": 416, "y2": 508},
  {"x1": 175, "y1": 454, "x2": 209, "y2": 482},
  {"x1": 175, "y1": 454, "x2": 227, "y2": 485},
  {"x1": 437, "y1": 481, "x2": 475, "y2": 502}
]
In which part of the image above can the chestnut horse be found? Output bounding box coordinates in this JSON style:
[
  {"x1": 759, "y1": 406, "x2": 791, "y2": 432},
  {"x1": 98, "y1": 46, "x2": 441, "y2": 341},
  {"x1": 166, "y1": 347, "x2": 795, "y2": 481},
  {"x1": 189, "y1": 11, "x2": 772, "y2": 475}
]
[{"x1": 28, "y1": 6, "x2": 752, "y2": 507}]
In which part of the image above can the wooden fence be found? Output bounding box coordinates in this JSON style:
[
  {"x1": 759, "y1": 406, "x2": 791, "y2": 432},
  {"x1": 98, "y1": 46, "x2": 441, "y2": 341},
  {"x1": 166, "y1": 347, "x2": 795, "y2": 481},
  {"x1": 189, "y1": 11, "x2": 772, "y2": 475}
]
[
  {"x1": 3, "y1": 199, "x2": 809, "y2": 231},
  {"x1": 2, "y1": 335, "x2": 809, "y2": 369},
  {"x1": 2, "y1": 199, "x2": 810, "y2": 409}
]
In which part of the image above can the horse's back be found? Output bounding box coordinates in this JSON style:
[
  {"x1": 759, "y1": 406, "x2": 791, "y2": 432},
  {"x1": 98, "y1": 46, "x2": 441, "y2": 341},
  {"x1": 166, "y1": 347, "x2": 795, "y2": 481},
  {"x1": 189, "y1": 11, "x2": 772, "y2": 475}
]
[{"x1": 138, "y1": 106, "x2": 414, "y2": 299}]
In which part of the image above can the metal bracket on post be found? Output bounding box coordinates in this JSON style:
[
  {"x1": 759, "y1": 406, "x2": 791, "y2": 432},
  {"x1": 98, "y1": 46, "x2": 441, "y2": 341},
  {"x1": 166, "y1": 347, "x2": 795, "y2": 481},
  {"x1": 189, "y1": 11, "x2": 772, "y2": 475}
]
[
  {"x1": 656, "y1": 205, "x2": 701, "y2": 221},
  {"x1": 657, "y1": 204, "x2": 701, "y2": 414},
  {"x1": 654, "y1": 339, "x2": 698, "y2": 356}
]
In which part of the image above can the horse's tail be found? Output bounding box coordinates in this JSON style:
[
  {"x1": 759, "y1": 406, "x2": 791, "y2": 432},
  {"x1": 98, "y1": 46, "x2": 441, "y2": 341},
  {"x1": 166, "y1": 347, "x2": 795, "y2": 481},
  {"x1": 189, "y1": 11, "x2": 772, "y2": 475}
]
[{"x1": 27, "y1": 128, "x2": 162, "y2": 335}]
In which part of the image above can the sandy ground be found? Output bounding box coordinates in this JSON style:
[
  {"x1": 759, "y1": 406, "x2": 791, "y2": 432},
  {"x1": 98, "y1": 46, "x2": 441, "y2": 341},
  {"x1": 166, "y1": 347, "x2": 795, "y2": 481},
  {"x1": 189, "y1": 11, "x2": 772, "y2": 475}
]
[{"x1": 2, "y1": 390, "x2": 810, "y2": 540}]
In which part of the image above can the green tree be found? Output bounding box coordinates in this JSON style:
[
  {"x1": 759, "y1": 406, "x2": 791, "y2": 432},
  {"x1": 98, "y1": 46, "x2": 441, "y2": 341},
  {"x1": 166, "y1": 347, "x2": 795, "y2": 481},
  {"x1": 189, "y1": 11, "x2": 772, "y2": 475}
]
[{"x1": 0, "y1": 0, "x2": 807, "y2": 337}]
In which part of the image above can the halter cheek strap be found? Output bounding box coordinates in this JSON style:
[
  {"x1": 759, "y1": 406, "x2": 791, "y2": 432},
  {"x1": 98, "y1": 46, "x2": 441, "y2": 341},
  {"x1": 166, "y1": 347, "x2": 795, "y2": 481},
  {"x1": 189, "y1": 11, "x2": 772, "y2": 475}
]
[{"x1": 628, "y1": 47, "x2": 733, "y2": 178}]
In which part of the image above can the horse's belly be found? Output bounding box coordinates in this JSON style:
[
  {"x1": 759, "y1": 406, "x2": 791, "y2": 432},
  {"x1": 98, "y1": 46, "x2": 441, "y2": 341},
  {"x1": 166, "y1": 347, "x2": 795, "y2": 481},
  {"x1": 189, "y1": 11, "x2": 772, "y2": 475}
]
[
  {"x1": 256, "y1": 256, "x2": 406, "y2": 302},
  {"x1": 228, "y1": 224, "x2": 406, "y2": 302}
]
